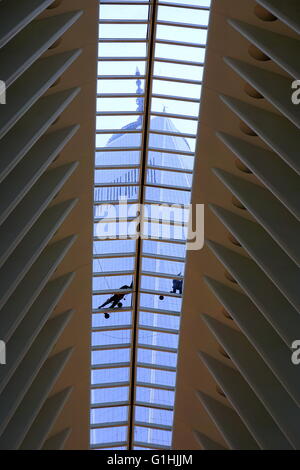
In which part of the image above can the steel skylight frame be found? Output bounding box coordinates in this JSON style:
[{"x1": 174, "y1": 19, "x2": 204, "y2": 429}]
[{"x1": 91, "y1": 0, "x2": 211, "y2": 450}]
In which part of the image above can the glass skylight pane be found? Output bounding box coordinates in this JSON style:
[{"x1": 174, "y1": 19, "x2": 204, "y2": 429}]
[
  {"x1": 95, "y1": 169, "x2": 140, "y2": 185},
  {"x1": 136, "y1": 387, "x2": 175, "y2": 407},
  {"x1": 100, "y1": 5, "x2": 149, "y2": 20},
  {"x1": 137, "y1": 348, "x2": 177, "y2": 368},
  {"x1": 138, "y1": 330, "x2": 179, "y2": 349},
  {"x1": 140, "y1": 293, "x2": 182, "y2": 313},
  {"x1": 154, "y1": 61, "x2": 204, "y2": 81},
  {"x1": 139, "y1": 312, "x2": 180, "y2": 331},
  {"x1": 98, "y1": 43, "x2": 147, "y2": 57},
  {"x1": 92, "y1": 350, "x2": 131, "y2": 367},
  {"x1": 142, "y1": 258, "x2": 185, "y2": 275},
  {"x1": 151, "y1": 97, "x2": 200, "y2": 117},
  {"x1": 157, "y1": 5, "x2": 210, "y2": 25},
  {"x1": 92, "y1": 330, "x2": 132, "y2": 347},
  {"x1": 95, "y1": 150, "x2": 141, "y2": 167},
  {"x1": 91, "y1": 368, "x2": 130, "y2": 385},
  {"x1": 94, "y1": 186, "x2": 139, "y2": 202},
  {"x1": 159, "y1": 0, "x2": 210, "y2": 6},
  {"x1": 135, "y1": 406, "x2": 173, "y2": 426},
  {"x1": 156, "y1": 24, "x2": 208, "y2": 44},
  {"x1": 146, "y1": 169, "x2": 192, "y2": 188},
  {"x1": 90, "y1": 426, "x2": 128, "y2": 445},
  {"x1": 155, "y1": 43, "x2": 206, "y2": 63},
  {"x1": 147, "y1": 150, "x2": 194, "y2": 171},
  {"x1": 134, "y1": 426, "x2": 172, "y2": 446},
  {"x1": 91, "y1": 386, "x2": 129, "y2": 404},
  {"x1": 152, "y1": 79, "x2": 202, "y2": 99},
  {"x1": 91, "y1": 406, "x2": 129, "y2": 425},
  {"x1": 145, "y1": 186, "x2": 191, "y2": 205},
  {"x1": 142, "y1": 239, "x2": 187, "y2": 258},
  {"x1": 93, "y1": 257, "x2": 135, "y2": 273},
  {"x1": 93, "y1": 239, "x2": 136, "y2": 255},
  {"x1": 96, "y1": 133, "x2": 142, "y2": 148},
  {"x1": 97, "y1": 79, "x2": 146, "y2": 95},
  {"x1": 99, "y1": 23, "x2": 148, "y2": 39},
  {"x1": 137, "y1": 367, "x2": 176, "y2": 387},
  {"x1": 92, "y1": 311, "x2": 132, "y2": 328},
  {"x1": 98, "y1": 60, "x2": 147, "y2": 76}
]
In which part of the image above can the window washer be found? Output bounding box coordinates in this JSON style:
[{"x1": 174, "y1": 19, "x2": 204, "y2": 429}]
[
  {"x1": 170, "y1": 273, "x2": 183, "y2": 295},
  {"x1": 99, "y1": 282, "x2": 133, "y2": 319}
]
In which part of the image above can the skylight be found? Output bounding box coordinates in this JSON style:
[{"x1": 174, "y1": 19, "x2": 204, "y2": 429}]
[{"x1": 91, "y1": 0, "x2": 211, "y2": 450}]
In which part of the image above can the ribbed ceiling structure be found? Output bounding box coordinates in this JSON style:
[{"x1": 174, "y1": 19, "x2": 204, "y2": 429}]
[
  {"x1": 0, "y1": 0, "x2": 97, "y2": 450},
  {"x1": 172, "y1": 0, "x2": 300, "y2": 451}
]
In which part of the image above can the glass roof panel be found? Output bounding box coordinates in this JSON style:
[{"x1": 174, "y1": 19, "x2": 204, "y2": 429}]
[{"x1": 91, "y1": 0, "x2": 210, "y2": 450}]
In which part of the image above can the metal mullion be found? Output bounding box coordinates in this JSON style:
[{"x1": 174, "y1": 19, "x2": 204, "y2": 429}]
[
  {"x1": 91, "y1": 381, "x2": 130, "y2": 389},
  {"x1": 94, "y1": 199, "x2": 139, "y2": 205},
  {"x1": 96, "y1": 111, "x2": 143, "y2": 116},
  {"x1": 152, "y1": 92, "x2": 200, "y2": 103},
  {"x1": 96, "y1": 146, "x2": 142, "y2": 151},
  {"x1": 142, "y1": 252, "x2": 185, "y2": 262},
  {"x1": 138, "y1": 343, "x2": 177, "y2": 353},
  {"x1": 92, "y1": 325, "x2": 133, "y2": 332},
  {"x1": 97, "y1": 93, "x2": 146, "y2": 98},
  {"x1": 91, "y1": 401, "x2": 129, "y2": 409},
  {"x1": 92, "y1": 305, "x2": 132, "y2": 312},
  {"x1": 140, "y1": 306, "x2": 180, "y2": 316},
  {"x1": 93, "y1": 271, "x2": 135, "y2": 277},
  {"x1": 151, "y1": 111, "x2": 198, "y2": 120},
  {"x1": 141, "y1": 270, "x2": 183, "y2": 280},
  {"x1": 95, "y1": 182, "x2": 138, "y2": 188},
  {"x1": 140, "y1": 288, "x2": 182, "y2": 297},
  {"x1": 97, "y1": 74, "x2": 146, "y2": 79},
  {"x1": 156, "y1": 19, "x2": 208, "y2": 29},
  {"x1": 138, "y1": 325, "x2": 179, "y2": 335},
  {"x1": 91, "y1": 363, "x2": 131, "y2": 370},
  {"x1": 93, "y1": 288, "x2": 133, "y2": 295},
  {"x1": 134, "y1": 401, "x2": 173, "y2": 411},
  {"x1": 133, "y1": 441, "x2": 170, "y2": 450},
  {"x1": 145, "y1": 182, "x2": 191, "y2": 191},
  {"x1": 146, "y1": 164, "x2": 193, "y2": 174},
  {"x1": 99, "y1": 20, "x2": 149, "y2": 24},
  {"x1": 98, "y1": 56, "x2": 147, "y2": 61},
  {"x1": 95, "y1": 165, "x2": 140, "y2": 170},
  {"x1": 149, "y1": 128, "x2": 196, "y2": 138},
  {"x1": 143, "y1": 218, "x2": 188, "y2": 227},
  {"x1": 91, "y1": 421, "x2": 129, "y2": 429},
  {"x1": 147, "y1": 146, "x2": 194, "y2": 155},
  {"x1": 155, "y1": 38, "x2": 206, "y2": 48},
  {"x1": 136, "y1": 361, "x2": 177, "y2": 372},
  {"x1": 136, "y1": 381, "x2": 175, "y2": 391},
  {"x1": 153, "y1": 74, "x2": 202, "y2": 85},
  {"x1": 138, "y1": 235, "x2": 186, "y2": 244},
  {"x1": 93, "y1": 252, "x2": 136, "y2": 259},
  {"x1": 92, "y1": 344, "x2": 132, "y2": 351},
  {"x1": 100, "y1": 1, "x2": 152, "y2": 4},
  {"x1": 91, "y1": 441, "x2": 128, "y2": 449},
  {"x1": 96, "y1": 129, "x2": 142, "y2": 134},
  {"x1": 134, "y1": 421, "x2": 172, "y2": 431},
  {"x1": 155, "y1": 56, "x2": 204, "y2": 66},
  {"x1": 94, "y1": 217, "x2": 137, "y2": 223},
  {"x1": 99, "y1": 39, "x2": 148, "y2": 43},
  {"x1": 158, "y1": 1, "x2": 210, "y2": 11}
]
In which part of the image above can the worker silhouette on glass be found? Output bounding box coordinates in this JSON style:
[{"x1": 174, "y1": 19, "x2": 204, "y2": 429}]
[
  {"x1": 159, "y1": 274, "x2": 183, "y2": 301},
  {"x1": 170, "y1": 273, "x2": 183, "y2": 295},
  {"x1": 99, "y1": 281, "x2": 133, "y2": 319}
]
